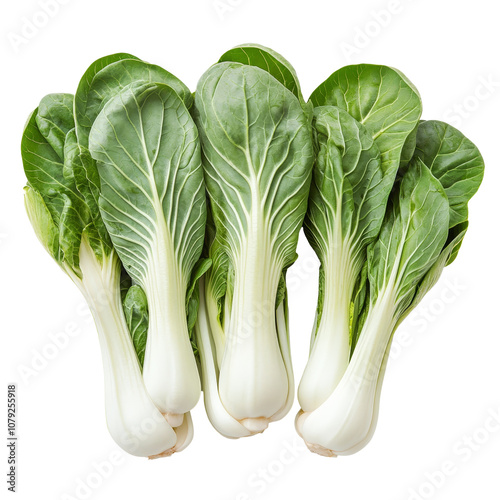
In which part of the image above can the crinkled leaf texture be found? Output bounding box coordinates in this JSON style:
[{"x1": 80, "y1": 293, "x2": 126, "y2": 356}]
[
  {"x1": 413, "y1": 120, "x2": 484, "y2": 229},
  {"x1": 22, "y1": 96, "x2": 87, "y2": 273},
  {"x1": 309, "y1": 64, "x2": 422, "y2": 183}
]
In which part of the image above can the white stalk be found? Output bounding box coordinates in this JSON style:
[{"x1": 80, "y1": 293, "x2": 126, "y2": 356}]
[
  {"x1": 298, "y1": 245, "x2": 355, "y2": 412},
  {"x1": 141, "y1": 221, "x2": 201, "y2": 423},
  {"x1": 67, "y1": 237, "x2": 182, "y2": 457},
  {"x1": 218, "y1": 213, "x2": 289, "y2": 432},
  {"x1": 338, "y1": 334, "x2": 392, "y2": 456},
  {"x1": 296, "y1": 287, "x2": 397, "y2": 456},
  {"x1": 271, "y1": 301, "x2": 295, "y2": 422},
  {"x1": 195, "y1": 278, "x2": 252, "y2": 438}
]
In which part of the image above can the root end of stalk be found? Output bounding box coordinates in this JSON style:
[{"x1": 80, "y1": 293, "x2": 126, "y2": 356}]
[
  {"x1": 148, "y1": 448, "x2": 175, "y2": 460},
  {"x1": 305, "y1": 442, "x2": 337, "y2": 458},
  {"x1": 295, "y1": 410, "x2": 337, "y2": 457},
  {"x1": 240, "y1": 417, "x2": 269, "y2": 434}
]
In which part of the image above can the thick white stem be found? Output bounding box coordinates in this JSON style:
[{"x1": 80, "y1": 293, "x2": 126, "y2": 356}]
[
  {"x1": 73, "y1": 240, "x2": 179, "y2": 457},
  {"x1": 218, "y1": 222, "x2": 288, "y2": 430},
  {"x1": 296, "y1": 289, "x2": 396, "y2": 456},
  {"x1": 195, "y1": 278, "x2": 252, "y2": 438},
  {"x1": 298, "y1": 249, "x2": 354, "y2": 412},
  {"x1": 142, "y1": 226, "x2": 201, "y2": 419}
]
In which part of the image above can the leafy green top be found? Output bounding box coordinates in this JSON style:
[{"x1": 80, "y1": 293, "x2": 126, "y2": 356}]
[
  {"x1": 309, "y1": 64, "x2": 422, "y2": 182},
  {"x1": 194, "y1": 62, "x2": 313, "y2": 268},
  {"x1": 89, "y1": 82, "x2": 205, "y2": 287}
]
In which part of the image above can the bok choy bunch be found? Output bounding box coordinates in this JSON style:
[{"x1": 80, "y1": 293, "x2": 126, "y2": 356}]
[
  {"x1": 22, "y1": 53, "x2": 207, "y2": 457},
  {"x1": 193, "y1": 45, "x2": 314, "y2": 437},
  {"x1": 22, "y1": 48, "x2": 485, "y2": 458},
  {"x1": 295, "y1": 65, "x2": 484, "y2": 456},
  {"x1": 74, "y1": 54, "x2": 204, "y2": 433}
]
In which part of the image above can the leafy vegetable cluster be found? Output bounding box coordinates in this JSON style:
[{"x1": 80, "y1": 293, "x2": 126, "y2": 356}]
[{"x1": 22, "y1": 45, "x2": 484, "y2": 458}]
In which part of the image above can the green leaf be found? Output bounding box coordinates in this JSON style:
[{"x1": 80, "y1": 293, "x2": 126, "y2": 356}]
[
  {"x1": 89, "y1": 82, "x2": 205, "y2": 288},
  {"x1": 21, "y1": 105, "x2": 86, "y2": 273},
  {"x1": 399, "y1": 123, "x2": 418, "y2": 173},
  {"x1": 194, "y1": 62, "x2": 313, "y2": 270},
  {"x1": 206, "y1": 232, "x2": 230, "y2": 329},
  {"x1": 123, "y1": 285, "x2": 149, "y2": 368},
  {"x1": 275, "y1": 271, "x2": 287, "y2": 309},
  {"x1": 36, "y1": 94, "x2": 75, "y2": 160},
  {"x1": 74, "y1": 53, "x2": 140, "y2": 143},
  {"x1": 23, "y1": 185, "x2": 60, "y2": 261},
  {"x1": 368, "y1": 159, "x2": 450, "y2": 312},
  {"x1": 395, "y1": 221, "x2": 468, "y2": 328},
  {"x1": 350, "y1": 260, "x2": 369, "y2": 354},
  {"x1": 305, "y1": 106, "x2": 389, "y2": 262},
  {"x1": 22, "y1": 108, "x2": 82, "y2": 221},
  {"x1": 446, "y1": 221, "x2": 468, "y2": 266},
  {"x1": 75, "y1": 57, "x2": 194, "y2": 147},
  {"x1": 413, "y1": 120, "x2": 485, "y2": 228},
  {"x1": 63, "y1": 129, "x2": 113, "y2": 259},
  {"x1": 309, "y1": 64, "x2": 422, "y2": 182},
  {"x1": 186, "y1": 258, "x2": 212, "y2": 341},
  {"x1": 120, "y1": 268, "x2": 133, "y2": 303},
  {"x1": 315, "y1": 264, "x2": 326, "y2": 331},
  {"x1": 219, "y1": 43, "x2": 305, "y2": 102}
]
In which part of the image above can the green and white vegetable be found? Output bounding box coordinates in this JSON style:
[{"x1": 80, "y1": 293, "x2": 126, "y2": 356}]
[
  {"x1": 22, "y1": 54, "x2": 206, "y2": 457},
  {"x1": 193, "y1": 47, "x2": 314, "y2": 436},
  {"x1": 89, "y1": 81, "x2": 206, "y2": 428},
  {"x1": 22, "y1": 49, "x2": 484, "y2": 458},
  {"x1": 296, "y1": 65, "x2": 484, "y2": 456},
  {"x1": 298, "y1": 65, "x2": 422, "y2": 412},
  {"x1": 22, "y1": 92, "x2": 189, "y2": 457}
]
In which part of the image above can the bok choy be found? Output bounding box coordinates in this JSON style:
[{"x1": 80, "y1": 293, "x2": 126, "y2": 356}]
[
  {"x1": 22, "y1": 92, "x2": 190, "y2": 457},
  {"x1": 22, "y1": 53, "x2": 206, "y2": 457},
  {"x1": 298, "y1": 65, "x2": 422, "y2": 412},
  {"x1": 22, "y1": 48, "x2": 485, "y2": 459},
  {"x1": 88, "y1": 81, "x2": 206, "y2": 430},
  {"x1": 296, "y1": 65, "x2": 484, "y2": 456},
  {"x1": 193, "y1": 47, "x2": 314, "y2": 437}
]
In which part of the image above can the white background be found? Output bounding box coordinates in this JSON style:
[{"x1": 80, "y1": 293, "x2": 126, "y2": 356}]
[{"x1": 2, "y1": 0, "x2": 499, "y2": 499}]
